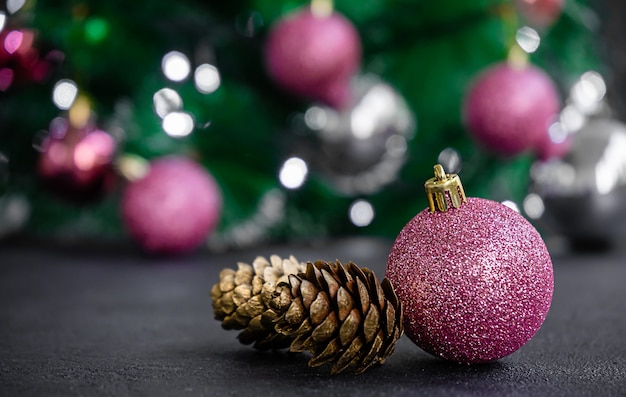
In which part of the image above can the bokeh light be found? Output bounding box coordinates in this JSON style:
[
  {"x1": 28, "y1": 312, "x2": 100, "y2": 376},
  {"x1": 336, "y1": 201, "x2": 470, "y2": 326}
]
[
  {"x1": 279, "y1": 157, "x2": 308, "y2": 189},
  {"x1": 7, "y1": 0, "x2": 26, "y2": 14},
  {"x1": 0, "y1": 12, "x2": 7, "y2": 33},
  {"x1": 560, "y1": 105, "x2": 585, "y2": 133},
  {"x1": 194, "y1": 64, "x2": 220, "y2": 94},
  {"x1": 351, "y1": 84, "x2": 396, "y2": 140},
  {"x1": 162, "y1": 111, "x2": 194, "y2": 137},
  {"x1": 153, "y1": 88, "x2": 183, "y2": 118},
  {"x1": 4, "y1": 30, "x2": 23, "y2": 54},
  {"x1": 161, "y1": 51, "x2": 190, "y2": 82},
  {"x1": 515, "y1": 26, "x2": 540, "y2": 53},
  {"x1": 571, "y1": 71, "x2": 606, "y2": 114},
  {"x1": 437, "y1": 147, "x2": 462, "y2": 174},
  {"x1": 304, "y1": 106, "x2": 328, "y2": 131},
  {"x1": 523, "y1": 193, "x2": 545, "y2": 219},
  {"x1": 349, "y1": 199, "x2": 375, "y2": 227},
  {"x1": 52, "y1": 79, "x2": 78, "y2": 110}
]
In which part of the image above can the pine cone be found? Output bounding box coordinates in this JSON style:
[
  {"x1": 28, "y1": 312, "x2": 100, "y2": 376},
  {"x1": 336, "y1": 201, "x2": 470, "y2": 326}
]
[
  {"x1": 211, "y1": 255, "x2": 306, "y2": 349},
  {"x1": 211, "y1": 256, "x2": 403, "y2": 375}
]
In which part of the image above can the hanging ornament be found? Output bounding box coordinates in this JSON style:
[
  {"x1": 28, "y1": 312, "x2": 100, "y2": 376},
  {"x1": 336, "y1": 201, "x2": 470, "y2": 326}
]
[
  {"x1": 386, "y1": 164, "x2": 553, "y2": 364},
  {"x1": 463, "y1": 61, "x2": 560, "y2": 157},
  {"x1": 37, "y1": 117, "x2": 117, "y2": 203},
  {"x1": 515, "y1": 0, "x2": 566, "y2": 29},
  {"x1": 297, "y1": 74, "x2": 415, "y2": 195},
  {"x1": 529, "y1": 118, "x2": 626, "y2": 247},
  {"x1": 121, "y1": 156, "x2": 222, "y2": 255},
  {"x1": 264, "y1": 1, "x2": 361, "y2": 109}
]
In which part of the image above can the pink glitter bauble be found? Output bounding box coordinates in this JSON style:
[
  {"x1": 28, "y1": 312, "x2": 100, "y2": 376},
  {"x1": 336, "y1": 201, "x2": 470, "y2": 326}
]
[
  {"x1": 463, "y1": 62, "x2": 560, "y2": 156},
  {"x1": 121, "y1": 156, "x2": 222, "y2": 255},
  {"x1": 265, "y1": 8, "x2": 361, "y2": 108},
  {"x1": 386, "y1": 197, "x2": 553, "y2": 364}
]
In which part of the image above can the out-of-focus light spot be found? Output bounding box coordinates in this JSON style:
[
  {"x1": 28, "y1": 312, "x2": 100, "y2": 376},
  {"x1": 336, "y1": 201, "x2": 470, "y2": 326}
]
[
  {"x1": 52, "y1": 79, "x2": 78, "y2": 110},
  {"x1": 515, "y1": 26, "x2": 540, "y2": 53},
  {"x1": 116, "y1": 154, "x2": 150, "y2": 182},
  {"x1": 386, "y1": 135, "x2": 407, "y2": 158},
  {"x1": 279, "y1": 157, "x2": 308, "y2": 190},
  {"x1": 7, "y1": 0, "x2": 26, "y2": 14},
  {"x1": 523, "y1": 193, "x2": 545, "y2": 219},
  {"x1": 0, "y1": 13, "x2": 7, "y2": 33},
  {"x1": 560, "y1": 105, "x2": 585, "y2": 133},
  {"x1": 0, "y1": 193, "x2": 30, "y2": 238},
  {"x1": 437, "y1": 147, "x2": 462, "y2": 174},
  {"x1": 349, "y1": 199, "x2": 375, "y2": 227},
  {"x1": 161, "y1": 51, "x2": 190, "y2": 82},
  {"x1": 235, "y1": 11, "x2": 264, "y2": 37},
  {"x1": 73, "y1": 131, "x2": 114, "y2": 171},
  {"x1": 311, "y1": 0, "x2": 333, "y2": 18},
  {"x1": 595, "y1": 131, "x2": 626, "y2": 195},
  {"x1": 351, "y1": 84, "x2": 396, "y2": 139},
  {"x1": 194, "y1": 64, "x2": 220, "y2": 94},
  {"x1": 571, "y1": 71, "x2": 606, "y2": 114},
  {"x1": 153, "y1": 88, "x2": 183, "y2": 118},
  {"x1": 304, "y1": 106, "x2": 328, "y2": 130},
  {"x1": 547, "y1": 121, "x2": 568, "y2": 144},
  {"x1": 85, "y1": 18, "x2": 110, "y2": 44},
  {"x1": 4, "y1": 30, "x2": 23, "y2": 54},
  {"x1": 501, "y1": 200, "x2": 520, "y2": 213},
  {"x1": 69, "y1": 95, "x2": 91, "y2": 129},
  {"x1": 162, "y1": 111, "x2": 194, "y2": 138},
  {"x1": 0, "y1": 68, "x2": 14, "y2": 91},
  {"x1": 49, "y1": 117, "x2": 69, "y2": 139}
]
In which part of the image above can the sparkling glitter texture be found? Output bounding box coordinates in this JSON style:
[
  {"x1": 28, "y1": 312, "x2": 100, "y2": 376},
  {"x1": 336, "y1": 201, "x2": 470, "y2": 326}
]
[{"x1": 386, "y1": 197, "x2": 553, "y2": 364}]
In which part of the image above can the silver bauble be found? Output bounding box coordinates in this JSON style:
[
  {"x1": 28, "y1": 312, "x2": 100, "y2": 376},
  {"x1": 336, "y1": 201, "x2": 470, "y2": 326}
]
[
  {"x1": 297, "y1": 74, "x2": 415, "y2": 195},
  {"x1": 530, "y1": 118, "x2": 626, "y2": 246}
]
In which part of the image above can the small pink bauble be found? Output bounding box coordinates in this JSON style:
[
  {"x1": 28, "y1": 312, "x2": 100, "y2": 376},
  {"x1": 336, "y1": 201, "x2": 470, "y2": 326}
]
[
  {"x1": 463, "y1": 62, "x2": 560, "y2": 157},
  {"x1": 38, "y1": 120, "x2": 116, "y2": 203},
  {"x1": 515, "y1": 0, "x2": 565, "y2": 28},
  {"x1": 121, "y1": 156, "x2": 222, "y2": 255},
  {"x1": 265, "y1": 8, "x2": 361, "y2": 108},
  {"x1": 386, "y1": 195, "x2": 553, "y2": 364}
]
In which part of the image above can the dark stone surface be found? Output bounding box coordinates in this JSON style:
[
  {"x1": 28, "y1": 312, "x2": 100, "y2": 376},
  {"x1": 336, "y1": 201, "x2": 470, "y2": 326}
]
[{"x1": 1, "y1": 237, "x2": 625, "y2": 396}]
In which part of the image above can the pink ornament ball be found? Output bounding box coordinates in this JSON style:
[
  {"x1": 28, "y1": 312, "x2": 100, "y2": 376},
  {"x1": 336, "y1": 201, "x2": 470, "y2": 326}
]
[
  {"x1": 38, "y1": 122, "x2": 116, "y2": 203},
  {"x1": 265, "y1": 8, "x2": 361, "y2": 108},
  {"x1": 463, "y1": 62, "x2": 560, "y2": 157},
  {"x1": 121, "y1": 156, "x2": 222, "y2": 255},
  {"x1": 386, "y1": 198, "x2": 554, "y2": 364}
]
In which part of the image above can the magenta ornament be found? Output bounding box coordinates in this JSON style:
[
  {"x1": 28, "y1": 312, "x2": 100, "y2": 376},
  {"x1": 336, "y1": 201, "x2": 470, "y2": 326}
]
[
  {"x1": 386, "y1": 165, "x2": 553, "y2": 364},
  {"x1": 264, "y1": 7, "x2": 361, "y2": 109},
  {"x1": 121, "y1": 156, "x2": 222, "y2": 256},
  {"x1": 463, "y1": 62, "x2": 560, "y2": 157}
]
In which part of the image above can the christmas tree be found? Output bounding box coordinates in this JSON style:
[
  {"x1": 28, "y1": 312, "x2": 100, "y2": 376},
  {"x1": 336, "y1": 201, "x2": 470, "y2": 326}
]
[{"x1": 0, "y1": 0, "x2": 606, "y2": 251}]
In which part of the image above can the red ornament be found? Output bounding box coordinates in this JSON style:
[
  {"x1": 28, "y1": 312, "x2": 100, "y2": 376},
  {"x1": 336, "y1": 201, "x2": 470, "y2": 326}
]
[
  {"x1": 463, "y1": 62, "x2": 560, "y2": 157},
  {"x1": 264, "y1": 7, "x2": 361, "y2": 109},
  {"x1": 37, "y1": 118, "x2": 116, "y2": 203},
  {"x1": 386, "y1": 165, "x2": 553, "y2": 364},
  {"x1": 121, "y1": 156, "x2": 222, "y2": 256},
  {"x1": 515, "y1": 0, "x2": 565, "y2": 29}
]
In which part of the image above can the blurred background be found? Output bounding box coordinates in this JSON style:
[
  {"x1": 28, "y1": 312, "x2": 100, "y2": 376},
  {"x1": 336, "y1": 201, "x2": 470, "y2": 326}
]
[{"x1": 1, "y1": 0, "x2": 625, "y2": 255}]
